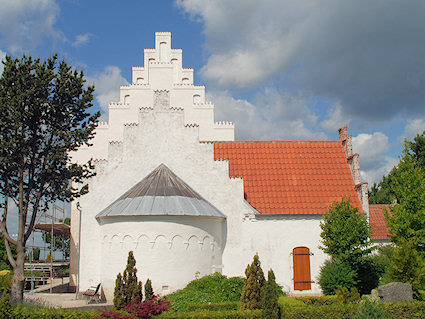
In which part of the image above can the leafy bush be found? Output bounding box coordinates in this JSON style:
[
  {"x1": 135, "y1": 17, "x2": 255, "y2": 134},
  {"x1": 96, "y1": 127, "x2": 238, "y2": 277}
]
[
  {"x1": 157, "y1": 309, "x2": 262, "y2": 318},
  {"x1": 166, "y1": 273, "x2": 244, "y2": 312},
  {"x1": 0, "y1": 291, "x2": 13, "y2": 319},
  {"x1": 318, "y1": 259, "x2": 357, "y2": 295},
  {"x1": 355, "y1": 257, "x2": 382, "y2": 295},
  {"x1": 336, "y1": 287, "x2": 361, "y2": 304},
  {"x1": 294, "y1": 295, "x2": 338, "y2": 306},
  {"x1": 102, "y1": 295, "x2": 170, "y2": 319},
  {"x1": 187, "y1": 302, "x2": 240, "y2": 312},
  {"x1": 0, "y1": 270, "x2": 12, "y2": 293}
]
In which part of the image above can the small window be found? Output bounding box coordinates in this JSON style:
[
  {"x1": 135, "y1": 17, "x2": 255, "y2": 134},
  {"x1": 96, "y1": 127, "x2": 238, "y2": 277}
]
[
  {"x1": 193, "y1": 94, "x2": 201, "y2": 104},
  {"x1": 124, "y1": 94, "x2": 130, "y2": 104},
  {"x1": 136, "y1": 77, "x2": 143, "y2": 84},
  {"x1": 182, "y1": 77, "x2": 189, "y2": 83}
]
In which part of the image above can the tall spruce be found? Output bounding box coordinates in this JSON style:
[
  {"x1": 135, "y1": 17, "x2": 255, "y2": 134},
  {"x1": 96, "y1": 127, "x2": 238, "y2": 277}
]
[
  {"x1": 262, "y1": 269, "x2": 280, "y2": 319},
  {"x1": 113, "y1": 251, "x2": 143, "y2": 309},
  {"x1": 144, "y1": 278, "x2": 154, "y2": 301},
  {"x1": 240, "y1": 254, "x2": 265, "y2": 310},
  {"x1": 0, "y1": 54, "x2": 99, "y2": 301}
]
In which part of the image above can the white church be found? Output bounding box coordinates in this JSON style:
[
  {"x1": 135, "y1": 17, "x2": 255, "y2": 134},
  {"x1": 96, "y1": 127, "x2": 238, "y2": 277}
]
[{"x1": 69, "y1": 32, "x2": 373, "y2": 301}]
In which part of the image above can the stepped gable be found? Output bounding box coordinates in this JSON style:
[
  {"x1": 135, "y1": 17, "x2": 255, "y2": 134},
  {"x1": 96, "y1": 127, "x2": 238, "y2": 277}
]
[
  {"x1": 369, "y1": 204, "x2": 393, "y2": 240},
  {"x1": 96, "y1": 164, "x2": 225, "y2": 219},
  {"x1": 214, "y1": 140, "x2": 362, "y2": 215}
]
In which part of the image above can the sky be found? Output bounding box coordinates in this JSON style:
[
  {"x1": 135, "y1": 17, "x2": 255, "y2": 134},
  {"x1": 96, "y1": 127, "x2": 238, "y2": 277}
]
[{"x1": 1, "y1": 0, "x2": 425, "y2": 188}]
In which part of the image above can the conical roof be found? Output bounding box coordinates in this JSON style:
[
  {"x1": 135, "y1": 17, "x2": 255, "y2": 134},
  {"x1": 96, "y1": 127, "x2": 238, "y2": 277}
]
[{"x1": 96, "y1": 164, "x2": 226, "y2": 219}]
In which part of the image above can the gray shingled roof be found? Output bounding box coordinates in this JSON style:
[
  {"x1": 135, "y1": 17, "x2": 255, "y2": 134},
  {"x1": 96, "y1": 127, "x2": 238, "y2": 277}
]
[{"x1": 96, "y1": 164, "x2": 226, "y2": 219}]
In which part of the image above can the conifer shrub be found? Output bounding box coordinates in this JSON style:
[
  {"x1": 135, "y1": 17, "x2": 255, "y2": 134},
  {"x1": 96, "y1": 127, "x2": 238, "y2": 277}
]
[
  {"x1": 383, "y1": 239, "x2": 425, "y2": 300},
  {"x1": 144, "y1": 278, "x2": 154, "y2": 301},
  {"x1": 113, "y1": 251, "x2": 143, "y2": 309},
  {"x1": 261, "y1": 269, "x2": 280, "y2": 319},
  {"x1": 240, "y1": 254, "x2": 265, "y2": 310},
  {"x1": 353, "y1": 299, "x2": 386, "y2": 319}
]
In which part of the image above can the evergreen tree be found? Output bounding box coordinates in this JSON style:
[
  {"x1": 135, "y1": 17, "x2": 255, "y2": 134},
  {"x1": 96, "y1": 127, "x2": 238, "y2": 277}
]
[
  {"x1": 144, "y1": 278, "x2": 154, "y2": 301},
  {"x1": 262, "y1": 269, "x2": 280, "y2": 319},
  {"x1": 240, "y1": 254, "x2": 265, "y2": 310},
  {"x1": 385, "y1": 239, "x2": 425, "y2": 300},
  {"x1": 113, "y1": 251, "x2": 143, "y2": 309},
  {"x1": 113, "y1": 273, "x2": 125, "y2": 310}
]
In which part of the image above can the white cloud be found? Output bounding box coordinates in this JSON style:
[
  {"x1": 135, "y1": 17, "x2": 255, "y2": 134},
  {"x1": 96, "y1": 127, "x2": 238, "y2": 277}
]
[
  {"x1": 0, "y1": 0, "x2": 62, "y2": 52},
  {"x1": 177, "y1": 0, "x2": 425, "y2": 121},
  {"x1": 211, "y1": 88, "x2": 326, "y2": 140},
  {"x1": 321, "y1": 103, "x2": 350, "y2": 132},
  {"x1": 87, "y1": 66, "x2": 129, "y2": 114},
  {"x1": 72, "y1": 33, "x2": 92, "y2": 48},
  {"x1": 0, "y1": 49, "x2": 6, "y2": 75},
  {"x1": 352, "y1": 132, "x2": 397, "y2": 184},
  {"x1": 402, "y1": 118, "x2": 425, "y2": 141}
]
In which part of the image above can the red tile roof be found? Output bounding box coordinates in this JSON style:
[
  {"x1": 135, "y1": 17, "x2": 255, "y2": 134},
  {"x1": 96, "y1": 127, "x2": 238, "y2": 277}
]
[
  {"x1": 369, "y1": 204, "x2": 393, "y2": 240},
  {"x1": 214, "y1": 141, "x2": 362, "y2": 214}
]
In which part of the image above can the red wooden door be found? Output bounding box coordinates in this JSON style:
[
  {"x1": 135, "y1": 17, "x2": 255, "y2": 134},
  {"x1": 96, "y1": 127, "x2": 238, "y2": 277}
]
[{"x1": 293, "y1": 247, "x2": 311, "y2": 291}]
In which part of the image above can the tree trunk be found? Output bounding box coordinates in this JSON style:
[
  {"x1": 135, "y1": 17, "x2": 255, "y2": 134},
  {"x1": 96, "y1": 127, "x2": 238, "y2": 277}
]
[{"x1": 11, "y1": 244, "x2": 26, "y2": 302}]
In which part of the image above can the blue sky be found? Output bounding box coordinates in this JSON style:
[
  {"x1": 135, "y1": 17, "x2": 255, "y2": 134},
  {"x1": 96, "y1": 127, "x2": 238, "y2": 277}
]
[{"x1": 1, "y1": 0, "x2": 425, "y2": 186}]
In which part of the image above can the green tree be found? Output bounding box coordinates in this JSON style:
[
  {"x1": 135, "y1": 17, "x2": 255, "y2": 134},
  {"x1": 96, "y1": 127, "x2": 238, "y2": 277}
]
[
  {"x1": 144, "y1": 278, "x2": 153, "y2": 301},
  {"x1": 262, "y1": 269, "x2": 280, "y2": 319},
  {"x1": 369, "y1": 131, "x2": 425, "y2": 204},
  {"x1": 385, "y1": 239, "x2": 425, "y2": 300},
  {"x1": 240, "y1": 254, "x2": 265, "y2": 310},
  {"x1": 319, "y1": 199, "x2": 377, "y2": 294},
  {"x1": 320, "y1": 199, "x2": 373, "y2": 264},
  {"x1": 0, "y1": 54, "x2": 99, "y2": 301},
  {"x1": 113, "y1": 251, "x2": 143, "y2": 309},
  {"x1": 385, "y1": 150, "x2": 425, "y2": 255}
]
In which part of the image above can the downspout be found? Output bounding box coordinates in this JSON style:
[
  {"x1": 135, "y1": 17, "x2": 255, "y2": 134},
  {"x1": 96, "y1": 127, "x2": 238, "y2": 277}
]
[{"x1": 75, "y1": 202, "x2": 82, "y2": 299}]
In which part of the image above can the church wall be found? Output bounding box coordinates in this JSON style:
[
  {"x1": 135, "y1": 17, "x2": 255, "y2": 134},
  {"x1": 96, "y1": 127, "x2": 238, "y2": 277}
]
[
  {"x1": 237, "y1": 215, "x2": 326, "y2": 294},
  {"x1": 71, "y1": 32, "x2": 331, "y2": 299},
  {"x1": 98, "y1": 216, "x2": 224, "y2": 300},
  {"x1": 75, "y1": 105, "x2": 250, "y2": 299}
]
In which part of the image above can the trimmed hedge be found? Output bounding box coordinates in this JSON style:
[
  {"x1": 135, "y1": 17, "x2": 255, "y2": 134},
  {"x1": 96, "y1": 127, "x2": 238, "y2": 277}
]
[
  {"x1": 187, "y1": 301, "x2": 240, "y2": 312},
  {"x1": 12, "y1": 304, "x2": 101, "y2": 318},
  {"x1": 278, "y1": 299, "x2": 425, "y2": 319},
  {"x1": 157, "y1": 309, "x2": 262, "y2": 319}
]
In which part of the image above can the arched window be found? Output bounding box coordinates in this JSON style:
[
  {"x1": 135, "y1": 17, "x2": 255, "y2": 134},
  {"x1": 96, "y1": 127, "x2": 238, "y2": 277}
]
[
  {"x1": 136, "y1": 77, "x2": 143, "y2": 84},
  {"x1": 160, "y1": 42, "x2": 167, "y2": 61},
  {"x1": 124, "y1": 94, "x2": 130, "y2": 104},
  {"x1": 193, "y1": 94, "x2": 201, "y2": 104},
  {"x1": 293, "y1": 247, "x2": 312, "y2": 291}
]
